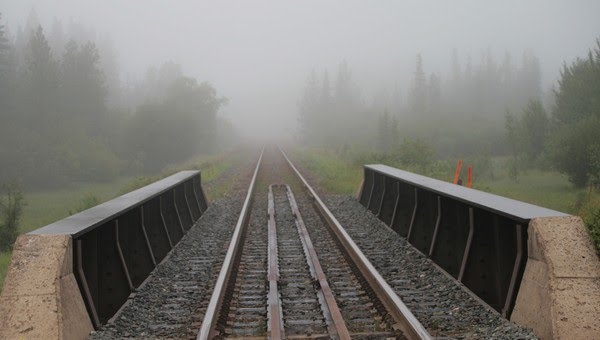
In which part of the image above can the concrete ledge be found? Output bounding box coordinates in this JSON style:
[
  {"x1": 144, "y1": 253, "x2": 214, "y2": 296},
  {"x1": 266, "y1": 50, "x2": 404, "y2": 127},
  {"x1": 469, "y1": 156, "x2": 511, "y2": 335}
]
[
  {"x1": 512, "y1": 216, "x2": 600, "y2": 339},
  {"x1": 0, "y1": 234, "x2": 93, "y2": 339}
]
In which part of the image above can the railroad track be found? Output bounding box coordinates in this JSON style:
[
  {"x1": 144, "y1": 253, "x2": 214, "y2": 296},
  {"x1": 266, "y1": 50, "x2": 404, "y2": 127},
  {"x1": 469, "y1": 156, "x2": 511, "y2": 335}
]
[
  {"x1": 87, "y1": 146, "x2": 537, "y2": 339},
  {"x1": 197, "y1": 147, "x2": 430, "y2": 339}
]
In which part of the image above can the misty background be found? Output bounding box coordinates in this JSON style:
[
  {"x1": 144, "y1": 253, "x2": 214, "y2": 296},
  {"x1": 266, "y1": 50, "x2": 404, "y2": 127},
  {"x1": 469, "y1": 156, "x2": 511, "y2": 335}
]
[
  {"x1": 0, "y1": 0, "x2": 600, "y2": 192},
  {"x1": 3, "y1": 1, "x2": 599, "y2": 140},
  {"x1": 0, "y1": 0, "x2": 600, "y2": 256}
]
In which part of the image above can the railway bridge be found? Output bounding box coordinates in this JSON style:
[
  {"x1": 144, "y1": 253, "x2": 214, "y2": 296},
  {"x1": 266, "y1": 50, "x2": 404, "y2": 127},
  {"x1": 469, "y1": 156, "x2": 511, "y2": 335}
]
[{"x1": 0, "y1": 147, "x2": 598, "y2": 339}]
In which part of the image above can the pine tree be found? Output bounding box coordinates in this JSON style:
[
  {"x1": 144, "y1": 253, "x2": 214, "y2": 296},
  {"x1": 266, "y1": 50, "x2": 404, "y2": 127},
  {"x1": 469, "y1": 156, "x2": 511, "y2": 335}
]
[
  {"x1": 0, "y1": 12, "x2": 12, "y2": 121},
  {"x1": 49, "y1": 18, "x2": 65, "y2": 56},
  {"x1": 377, "y1": 110, "x2": 390, "y2": 151},
  {"x1": 24, "y1": 26, "x2": 59, "y2": 127},
  {"x1": 320, "y1": 69, "x2": 331, "y2": 107},
  {"x1": 519, "y1": 51, "x2": 541, "y2": 104},
  {"x1": 0, "y1": 13, "x2": 9, "y2": 70},
  {"x1": 409, "y1": 54, "x2": 427, "y2": 115},
  {"x1": 451, "y1": 48, "x2": 461, "y2": 85},
  {"x1": 551, "y1": 39, "x2": 600, "y2": 186},
  {"x1": 60, "y1": 40, "x2": 107, "y2": 133},
  {"x1": 334, "y1": 59, "x2": 355, "y2": 109},
  {"x1": 428, "y1": 73, "x2": 441, "y2": 114},
  {"x1": 520, "y1": 99, "x2": 548, "y2": 161},
  {"x1": 376, "y1": 109, "x2": 399, "y2": 152},
  {"x1": 553, "y1": 42, "x2": 600, "y2": 125},
  {"x1": 298, "y1": 69, "x2": 320, "y2": 142}
]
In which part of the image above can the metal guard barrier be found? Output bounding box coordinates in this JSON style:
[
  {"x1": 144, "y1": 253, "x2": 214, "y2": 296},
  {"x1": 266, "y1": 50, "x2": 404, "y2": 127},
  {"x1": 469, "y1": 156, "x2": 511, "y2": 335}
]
[
  {"x1": 359, "y1": 164, "x2": 567, "y2": 318},
  {"x1": 30, "y1": 170, "x2": 209, "y2": 328}
]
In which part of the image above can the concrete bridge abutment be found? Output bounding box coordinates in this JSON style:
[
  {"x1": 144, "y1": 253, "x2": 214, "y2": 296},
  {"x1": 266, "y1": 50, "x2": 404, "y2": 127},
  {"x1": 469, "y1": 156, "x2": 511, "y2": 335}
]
[
  {"x1": 512, "y1": 216, "x2": 600, "y2": 340},
  {"x1": 0, "y1": 234, "x2": 93, "y2": 339}
]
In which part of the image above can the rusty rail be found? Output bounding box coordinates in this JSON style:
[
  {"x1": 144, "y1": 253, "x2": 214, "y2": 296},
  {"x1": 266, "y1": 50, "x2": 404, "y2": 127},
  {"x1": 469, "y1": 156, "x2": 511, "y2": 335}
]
[
  {"x1": 267, "y1": 185, "x2": 284, "y2": 339},
  {"x1": 280, "y1": 148, "x2": 432, "y2": 340},
  {"x1": 285, "y1": 184, "x2": 351, "y2": 339},
  {"x1": 197, "y1": 148, "x2": 264, "y2": 340}
]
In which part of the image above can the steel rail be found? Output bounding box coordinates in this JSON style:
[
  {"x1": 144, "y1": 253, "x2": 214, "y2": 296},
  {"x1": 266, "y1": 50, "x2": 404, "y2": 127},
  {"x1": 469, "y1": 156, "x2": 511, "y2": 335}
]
[
  {"x1": 285, "y1": 184, "x2": 352, "y2": 340},
  {"x1": 280, "y1": 147, "x2": 432, "y2": 340},
  {"x1": 197, "y1": 148, "x2": 264, "y2": 340},
  {"x1": 267, "y1": 185, "x2": 285, "y2": 339}
]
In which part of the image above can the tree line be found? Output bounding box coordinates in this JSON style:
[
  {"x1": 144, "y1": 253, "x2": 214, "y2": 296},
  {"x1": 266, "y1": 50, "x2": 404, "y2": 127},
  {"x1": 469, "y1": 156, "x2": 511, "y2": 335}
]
[
  {"x1": 542, "y1": 40, "x2": 600, "y2": 187},
  {"x1": 297, "y1": 39, "x2": 600, "y2": 188},
  {"x1": 0, "y1": 11, "x2": 226, "y2": 190},
  {"x1": 298, "y1": 49, "x2": 543, "y2": 153}
]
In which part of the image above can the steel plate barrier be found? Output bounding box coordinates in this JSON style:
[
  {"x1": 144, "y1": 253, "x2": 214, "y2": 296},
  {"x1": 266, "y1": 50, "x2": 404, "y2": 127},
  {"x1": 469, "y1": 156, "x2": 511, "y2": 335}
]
[
  {"x1": 30, "y1": 170, "x2": 208, "y2": 328},
  {"x1": 358, "y1": 164, "x2": 567, "y2": 318}
]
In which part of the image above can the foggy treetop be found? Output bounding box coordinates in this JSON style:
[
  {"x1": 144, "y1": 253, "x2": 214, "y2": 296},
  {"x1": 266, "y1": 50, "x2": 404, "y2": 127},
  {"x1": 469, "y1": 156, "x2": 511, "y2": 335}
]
[{"x1": 3, "y1": 1, "x2": 600, "y2": 139}]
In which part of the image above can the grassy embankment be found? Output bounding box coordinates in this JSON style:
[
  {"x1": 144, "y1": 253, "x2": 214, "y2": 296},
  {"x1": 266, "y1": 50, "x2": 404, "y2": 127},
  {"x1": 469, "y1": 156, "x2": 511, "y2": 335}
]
[
  {"x1": 0, "y1": 152, "x2": 238, "y2": 293},
  {"x1": 290, "y1": 147, "x2": 600, "y2": 254}
]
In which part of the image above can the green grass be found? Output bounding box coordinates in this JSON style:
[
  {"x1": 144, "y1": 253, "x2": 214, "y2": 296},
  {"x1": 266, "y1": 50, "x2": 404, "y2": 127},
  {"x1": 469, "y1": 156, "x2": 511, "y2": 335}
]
[
  {"x1": 0, "y1": 252, "x2": 11, "y2": 292},
  {"x1": 293, "y1": 147, "x2": 582, "y2": 213},
  {"x1": 290, "y1": 148, "x2": 362, "y2": 195},
  {"x1": 20, "y1": 177, "x2": 133, "y2": 234},
  {"x1": 190, "y1": 155, "x2": 235, "y2": 200},
  {"x1": 477, "y1": 170, "x2": 581, "y2": 214},
  {"x1": 17, "y1": 152, "x2": 237, "y2": 236},
  {"x1": 174, "y1": 151, "x2": 238, "y2": 200}
]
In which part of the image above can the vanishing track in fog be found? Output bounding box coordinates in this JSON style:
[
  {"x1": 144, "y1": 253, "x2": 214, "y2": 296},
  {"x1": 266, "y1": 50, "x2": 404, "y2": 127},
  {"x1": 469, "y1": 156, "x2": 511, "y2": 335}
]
[{"x1": 90, "y1": 146, "x2": 536, "y2": 339}]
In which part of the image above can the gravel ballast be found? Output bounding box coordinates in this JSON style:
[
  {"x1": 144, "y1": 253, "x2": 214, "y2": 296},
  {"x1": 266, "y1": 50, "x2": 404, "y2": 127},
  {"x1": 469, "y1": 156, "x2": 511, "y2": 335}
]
[
  {"x1": 88, "y1": 148, "x2": 538, "y2": 339},
  {"x1": 324, "y1": 194, "x2": 537, "y2": 339},
  {"x1": 90, "y1": 152, "x2": 258, "y2": 339},
  {"x1": 89, "y1": 196, "x2": 243, "y2": 339}
]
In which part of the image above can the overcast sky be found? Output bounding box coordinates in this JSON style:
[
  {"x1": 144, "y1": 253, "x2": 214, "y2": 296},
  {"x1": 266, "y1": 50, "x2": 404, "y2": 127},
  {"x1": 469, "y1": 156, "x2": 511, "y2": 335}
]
[{"x1": 2, "y1": 1, "x2": 600, "y2": 139}]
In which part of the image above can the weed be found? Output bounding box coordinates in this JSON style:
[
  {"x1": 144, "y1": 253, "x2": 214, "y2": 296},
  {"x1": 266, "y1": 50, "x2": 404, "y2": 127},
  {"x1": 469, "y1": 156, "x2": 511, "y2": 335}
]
[
  {"x1": 0, "y1": 183, "x2": 24, "y2": 252},
  {"x1": 0, "y1": 251, "x2": 12, "y2": 293}
]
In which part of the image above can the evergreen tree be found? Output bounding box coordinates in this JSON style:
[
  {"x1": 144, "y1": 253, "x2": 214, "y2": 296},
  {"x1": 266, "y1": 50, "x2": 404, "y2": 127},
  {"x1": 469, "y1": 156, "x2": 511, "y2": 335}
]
[
  {"x1": 60, "y1": 40, "x2": 107, "y2": 133},
  {"x1": 0, "y1": 12, "x2": 12, "y2": 109},
  {"x1": 519, "y1": 51, "x2": 542, "y2": 104},
  {"x1": 520, "y1": 99, "x2": 548, "y2": 162},
  {"x1": 376, "y1": 109, "x2": 398, "y2": 152},
  {"x1": 298, "y1": 69, "x2": 320, "y2": 142},
  {"x1": 554, "y1": 42, "x2": 600, "y2": 125},
  {"x1": 0, "y1": 13, "x2": 9, "y2": 70},
  {"x1": 49, "y1": 18, "x2": 65, "y2": 56},
  {"x1": 377, "y1": 110, "x2": 390, "y2": 151},
  {"x1": 451, "y1": 48, "x2": 461, "y2": 85},
  {"x1": 409, "y1": 54, "x2": 427, "y2": 115},
  {"x1": 24, "y1": 9, "x2": 40, "y2": 38},
  {"x1": 428, "y1": 72, "x2": 441, "y2": 114},
  {"x1": 334, "y1": 59, "x2": 359, "y2": 119},
  {"x1": 551, "y1": 39, "x2": 600, "y2": 186},
  {"x1": 504, "y1": 110, "x2": 519, "y2": 181},
  {"x1": 23, "y1": 26, "x2": 59, "y2": 127},
  {"x1": 320, "y1": 69, "x2": 331, "y2": 108}
]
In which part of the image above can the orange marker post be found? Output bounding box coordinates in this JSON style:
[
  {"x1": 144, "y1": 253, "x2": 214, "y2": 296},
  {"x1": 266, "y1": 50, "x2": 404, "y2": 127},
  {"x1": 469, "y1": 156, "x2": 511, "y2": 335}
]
[
  {"x1": 453, "y1": 160, "x2": 463, "y2": 184},
  {"x1": 467, "y1": 166, "x2": 473, "y2": 188}
]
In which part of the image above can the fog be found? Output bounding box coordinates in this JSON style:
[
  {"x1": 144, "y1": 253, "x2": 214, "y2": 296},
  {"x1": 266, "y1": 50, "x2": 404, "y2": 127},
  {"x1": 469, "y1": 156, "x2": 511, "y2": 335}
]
[{"x1": 3, "y1": 1, "x2": 599, "y2": 140}]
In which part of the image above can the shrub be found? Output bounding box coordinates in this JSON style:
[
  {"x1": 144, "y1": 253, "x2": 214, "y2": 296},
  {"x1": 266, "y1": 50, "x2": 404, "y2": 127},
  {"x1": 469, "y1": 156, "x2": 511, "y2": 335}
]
[
  {"x1": 586, "y1": 209, "x2": 600, "y2": 255},
  {"x1": 578, "y1": 191, "x2": 600, "y2": 255},
  {"x1": 551, "y1": 116, "x2": 600, "y2": 187},
  {"x1": 0, "y1": 183, "x2": 24, "y2": 252}
]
